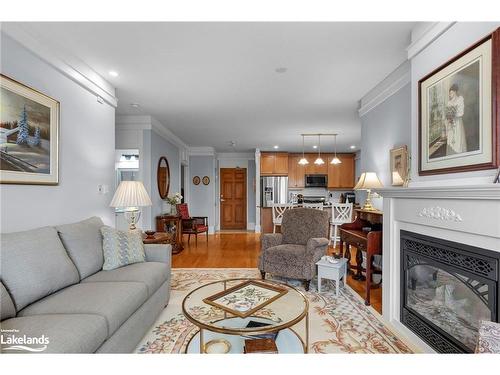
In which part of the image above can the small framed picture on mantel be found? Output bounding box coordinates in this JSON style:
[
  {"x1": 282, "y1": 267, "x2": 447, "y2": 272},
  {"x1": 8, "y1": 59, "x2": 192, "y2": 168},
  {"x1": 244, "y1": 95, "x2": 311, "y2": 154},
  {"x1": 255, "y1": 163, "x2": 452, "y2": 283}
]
[{"x1": 418, "y1": 27, "x2": 500, "y2": 176}]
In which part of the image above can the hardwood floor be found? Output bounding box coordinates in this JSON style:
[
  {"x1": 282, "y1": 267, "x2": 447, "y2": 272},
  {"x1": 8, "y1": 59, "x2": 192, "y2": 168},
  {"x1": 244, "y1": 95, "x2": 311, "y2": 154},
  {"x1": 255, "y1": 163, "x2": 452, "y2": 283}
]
[{"x1": 172, "y1": 232, "x2": 382, "y2": 313}]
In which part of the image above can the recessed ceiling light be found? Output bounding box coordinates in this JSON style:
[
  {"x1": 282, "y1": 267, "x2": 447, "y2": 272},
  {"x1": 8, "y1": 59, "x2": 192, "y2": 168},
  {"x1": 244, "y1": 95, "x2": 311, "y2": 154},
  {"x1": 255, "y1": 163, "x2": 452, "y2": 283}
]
[
  {"x1": 275, "y1": 67, "x2": 287, "y2": 73},
  {"x1": 108, "y1": 71, "x2": 119, "y2": 77},
  {"x1": 350, "y1": 145, "x2": 356, "y2": 149},
  {"x1": 273, "y1": 145, "x2": 279, "y2": 149},
  {"x1": 312, "y1": 145, "x2": 318, "y2": 149},
  {"x1": 130, "y1": 103, "x2": 140, "y2": 108}
]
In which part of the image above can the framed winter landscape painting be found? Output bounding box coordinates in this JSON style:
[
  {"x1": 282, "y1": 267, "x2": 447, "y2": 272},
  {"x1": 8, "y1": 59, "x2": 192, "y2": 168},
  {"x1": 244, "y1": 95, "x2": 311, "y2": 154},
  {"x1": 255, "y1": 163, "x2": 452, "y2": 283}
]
[
  {"x1": 418, "y1": 28, "x2": 499, "y2": 175},
  {"x1": 0, "y1": 74, "x2": 59, "y2": 184}
]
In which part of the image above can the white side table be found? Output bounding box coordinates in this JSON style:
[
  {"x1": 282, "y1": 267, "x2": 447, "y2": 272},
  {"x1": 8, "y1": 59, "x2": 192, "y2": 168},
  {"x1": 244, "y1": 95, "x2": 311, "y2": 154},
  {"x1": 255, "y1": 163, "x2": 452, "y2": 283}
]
[{"x1": 316, "y1": 257, "x2": 348, "y2": 296}]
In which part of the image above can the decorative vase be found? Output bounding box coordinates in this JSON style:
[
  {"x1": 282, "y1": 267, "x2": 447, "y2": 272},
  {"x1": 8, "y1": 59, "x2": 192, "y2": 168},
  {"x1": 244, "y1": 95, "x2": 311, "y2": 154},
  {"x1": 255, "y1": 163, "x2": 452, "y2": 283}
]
[{"x1": 170, "y1": 204, "x2": 177, "y2": 215}]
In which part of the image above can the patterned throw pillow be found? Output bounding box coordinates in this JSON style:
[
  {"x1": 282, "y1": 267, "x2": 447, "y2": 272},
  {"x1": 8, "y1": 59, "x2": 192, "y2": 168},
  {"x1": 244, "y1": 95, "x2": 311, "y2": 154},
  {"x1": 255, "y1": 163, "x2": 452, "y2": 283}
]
[{"x1": 100, "y1": 226, "x2": 146, "y2": 271}]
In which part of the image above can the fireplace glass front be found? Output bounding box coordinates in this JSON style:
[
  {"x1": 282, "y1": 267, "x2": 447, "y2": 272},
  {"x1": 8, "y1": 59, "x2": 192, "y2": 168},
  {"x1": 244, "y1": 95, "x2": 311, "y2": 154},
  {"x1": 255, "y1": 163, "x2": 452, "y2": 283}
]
[{"x1": 401, "y1": 231, "x2": 499, "y2": 353}]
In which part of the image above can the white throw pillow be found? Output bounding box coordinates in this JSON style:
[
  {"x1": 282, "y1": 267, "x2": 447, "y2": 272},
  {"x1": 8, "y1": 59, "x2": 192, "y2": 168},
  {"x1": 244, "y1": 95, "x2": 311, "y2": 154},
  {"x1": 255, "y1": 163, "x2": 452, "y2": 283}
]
[{"x1": 100, "y1": 226, "x2": 145, "y2": 271}]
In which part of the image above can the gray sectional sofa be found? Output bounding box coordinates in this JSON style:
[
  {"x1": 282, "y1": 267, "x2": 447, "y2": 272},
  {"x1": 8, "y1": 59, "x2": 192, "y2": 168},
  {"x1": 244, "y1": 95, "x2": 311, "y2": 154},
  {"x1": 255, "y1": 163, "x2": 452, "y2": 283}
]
[{"x1": 0, "y1": 217, "x2": 171, "y2": 353}]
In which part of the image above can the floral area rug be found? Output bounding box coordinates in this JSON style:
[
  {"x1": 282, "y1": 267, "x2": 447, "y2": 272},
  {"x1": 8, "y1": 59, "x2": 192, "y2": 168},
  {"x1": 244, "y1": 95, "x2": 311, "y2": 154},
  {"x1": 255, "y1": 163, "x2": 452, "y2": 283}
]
[{"x1": 136, "y1": 268, "x2": 413, "y2": 354}]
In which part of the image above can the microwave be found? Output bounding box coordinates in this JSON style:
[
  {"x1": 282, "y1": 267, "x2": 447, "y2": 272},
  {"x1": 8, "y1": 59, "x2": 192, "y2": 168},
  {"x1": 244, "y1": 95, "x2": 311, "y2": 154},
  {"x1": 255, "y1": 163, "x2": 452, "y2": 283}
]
[{"x1": 305, "y1": 174, "x2": 327, "y2": 188}]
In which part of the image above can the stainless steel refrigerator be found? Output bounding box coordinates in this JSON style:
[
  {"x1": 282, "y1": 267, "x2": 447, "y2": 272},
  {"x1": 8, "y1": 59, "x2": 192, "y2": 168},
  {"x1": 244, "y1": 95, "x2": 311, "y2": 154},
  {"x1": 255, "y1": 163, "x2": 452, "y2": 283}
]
[{"x1": 260, "y1": 176, "x2": 289, "y2": 207}]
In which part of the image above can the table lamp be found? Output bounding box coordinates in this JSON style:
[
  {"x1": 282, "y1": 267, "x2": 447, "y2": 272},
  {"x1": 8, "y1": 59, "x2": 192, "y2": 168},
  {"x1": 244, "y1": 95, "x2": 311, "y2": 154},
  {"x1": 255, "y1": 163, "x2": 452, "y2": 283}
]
[
  {"x1": 354, "y1": 172, "x2": 383, "y2": 211},
  {"x1": 110, "y1": 181, "x2": 152, "y2": 231}
]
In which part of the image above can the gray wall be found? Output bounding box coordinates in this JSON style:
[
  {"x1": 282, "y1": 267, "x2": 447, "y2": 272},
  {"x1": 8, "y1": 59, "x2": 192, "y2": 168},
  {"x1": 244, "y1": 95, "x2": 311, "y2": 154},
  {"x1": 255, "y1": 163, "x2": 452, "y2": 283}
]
[
  {"x1": 147, "y1": 129, "x2": 181, "y2": 226},
  {"x1": 410, "y1": 22, "x2": 500, "y2": 185},
  {"x1": 189, "y1": 155, "x2": 215, "y2": 231},
  {"x1": 359, "y1": 83, "x2": 411, "y2": 210},
  {"x1": 1, "y1": 33, "x2": 116, "y2": 232}
]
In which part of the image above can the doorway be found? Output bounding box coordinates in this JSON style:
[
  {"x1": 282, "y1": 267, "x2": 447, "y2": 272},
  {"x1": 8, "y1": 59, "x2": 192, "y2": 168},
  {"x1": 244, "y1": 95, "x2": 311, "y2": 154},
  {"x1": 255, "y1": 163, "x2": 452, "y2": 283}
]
[{"x1": 220, "y1": 168, "x2": 247, "y2": 230}]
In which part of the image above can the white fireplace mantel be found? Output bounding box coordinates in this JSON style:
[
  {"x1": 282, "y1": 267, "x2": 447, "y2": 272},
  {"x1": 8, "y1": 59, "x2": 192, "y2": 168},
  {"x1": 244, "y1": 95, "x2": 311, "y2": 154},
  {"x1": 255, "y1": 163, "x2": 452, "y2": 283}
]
[
  {"x1": 377, "y1": 184, "x2": 500, "y2": 352},
  {"x1": 377, "y1": 185, "x2": 500, "y2": 200}
]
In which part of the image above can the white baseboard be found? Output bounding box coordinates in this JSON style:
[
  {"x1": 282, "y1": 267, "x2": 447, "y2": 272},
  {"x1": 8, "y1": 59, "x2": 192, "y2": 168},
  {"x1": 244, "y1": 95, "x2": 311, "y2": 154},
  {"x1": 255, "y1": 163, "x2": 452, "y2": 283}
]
[
  {"x1": 247, "y1": 222, "x2": 255, "y2": 231},
  {"x1": 208, "y1": 226, "x2": 215, "y2": 234},
  {"x1": 254, "y1": 224, "x2": 261, "y2": 233}
]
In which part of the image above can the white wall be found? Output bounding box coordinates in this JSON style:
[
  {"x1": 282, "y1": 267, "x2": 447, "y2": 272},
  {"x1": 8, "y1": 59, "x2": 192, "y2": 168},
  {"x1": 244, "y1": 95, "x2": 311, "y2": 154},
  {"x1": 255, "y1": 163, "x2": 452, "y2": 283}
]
[
  {"x1": 1, "y1": 33, "x2": 116, "y2": 232},
  {"x1": 410, "y1": 22, "x2": 500, "y2": 186},
  {"x1": 358, "y1": 76, "x2": 411, "y2": 210},
  {"x1": 189, "y1": 155, "x2": 216, "y2": 232},
  {"x1": 148, "y1": 129, "x2": 180, "y2": 226},
  {"x1": 115, "y1": 116, "x2": 182, "y2": 231}
]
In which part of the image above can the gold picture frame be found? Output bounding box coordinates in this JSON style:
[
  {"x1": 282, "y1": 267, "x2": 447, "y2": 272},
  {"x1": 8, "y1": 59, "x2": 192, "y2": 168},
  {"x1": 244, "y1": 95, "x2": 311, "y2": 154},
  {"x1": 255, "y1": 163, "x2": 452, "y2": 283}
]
[
  {"x1": 1, "y1": 74, "x2": 59, "y2": 185},
  {"x1": 202, "y1": 280, "x2": 288, "y2": 318},
  {"x1": 390, "y1": 145, "x2": 409, "y2": 186}
]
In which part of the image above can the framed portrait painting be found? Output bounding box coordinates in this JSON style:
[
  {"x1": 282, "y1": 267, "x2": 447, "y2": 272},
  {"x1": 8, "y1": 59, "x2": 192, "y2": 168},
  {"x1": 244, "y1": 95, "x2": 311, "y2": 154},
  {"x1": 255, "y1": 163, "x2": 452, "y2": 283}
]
[
  {"x1": 0, "y1": 74, "x2": 59, "y2": 184},
  {"x1": 390, "y1": 145, "x2": 408, "y2": 186},
  {"x1": 418, "y1": 28, "x2": 499, "y2": 175}
]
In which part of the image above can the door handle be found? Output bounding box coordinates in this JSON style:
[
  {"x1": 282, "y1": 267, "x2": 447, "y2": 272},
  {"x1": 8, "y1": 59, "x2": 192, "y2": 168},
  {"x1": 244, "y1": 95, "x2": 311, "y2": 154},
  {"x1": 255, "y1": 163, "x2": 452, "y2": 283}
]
[{"x1": 220, "y1": 198, "x2": 225, "y2": 202}]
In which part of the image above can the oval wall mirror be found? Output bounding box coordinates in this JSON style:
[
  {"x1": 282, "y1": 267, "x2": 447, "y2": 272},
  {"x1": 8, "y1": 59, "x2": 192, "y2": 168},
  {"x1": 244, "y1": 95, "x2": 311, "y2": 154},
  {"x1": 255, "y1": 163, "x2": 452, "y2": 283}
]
[{"x1": 157, "y1": 156, "x2": 170, "y2": 199}]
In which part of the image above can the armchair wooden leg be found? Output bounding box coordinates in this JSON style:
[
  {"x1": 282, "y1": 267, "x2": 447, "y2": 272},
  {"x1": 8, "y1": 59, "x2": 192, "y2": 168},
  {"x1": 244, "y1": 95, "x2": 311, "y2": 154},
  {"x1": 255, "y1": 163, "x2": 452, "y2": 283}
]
[
  {"x1": 188, "y1": 234, "x2": 191, "y2": 244},
  {"x1": 260, "y1": 270, "x2": 265, "y2": 279},
  {"x1": 206, "y1": 230, "x2": 209, "y2": 242},
  {"x1": 195, "y1": 233, "x2": 198, "y2": 245}
]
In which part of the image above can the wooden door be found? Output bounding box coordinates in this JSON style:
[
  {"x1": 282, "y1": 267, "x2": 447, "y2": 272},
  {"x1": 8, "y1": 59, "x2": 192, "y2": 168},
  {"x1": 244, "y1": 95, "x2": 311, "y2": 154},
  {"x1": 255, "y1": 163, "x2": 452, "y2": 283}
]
[
  {"x1": 274, "y1": 153, "x2": 289, "y2": 174},
  {"x1": 220, "y1": 168, "x2": 247, "y2": 229},
  {"x1": 260, "y1": 153, "x2": 275, "y2": 175}
]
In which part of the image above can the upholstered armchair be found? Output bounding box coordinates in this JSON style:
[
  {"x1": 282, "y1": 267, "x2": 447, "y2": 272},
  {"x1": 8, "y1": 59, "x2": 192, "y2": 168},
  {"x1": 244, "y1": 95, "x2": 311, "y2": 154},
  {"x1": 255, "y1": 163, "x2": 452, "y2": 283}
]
[
  {"x1": 176, "y1": 203, "x2": 209, "y2": 245},
  {"x1": 259, "y1": 208, "x2": 330, "y2": 291}
]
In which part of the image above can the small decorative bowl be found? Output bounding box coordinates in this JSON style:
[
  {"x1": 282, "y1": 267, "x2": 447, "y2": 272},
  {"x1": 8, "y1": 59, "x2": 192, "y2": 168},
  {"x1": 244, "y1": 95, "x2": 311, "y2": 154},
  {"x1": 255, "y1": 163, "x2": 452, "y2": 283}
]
[
  {"x1": 145, "y1": 230, "x2": 156, "y2": 239},
  {"x1": 203, "y1": 339, "x2": 231, "y2": 354}
]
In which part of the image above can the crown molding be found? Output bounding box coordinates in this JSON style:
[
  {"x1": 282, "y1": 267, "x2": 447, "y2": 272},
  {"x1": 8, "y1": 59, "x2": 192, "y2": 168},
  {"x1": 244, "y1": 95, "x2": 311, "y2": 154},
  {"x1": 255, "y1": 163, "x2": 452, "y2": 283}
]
[
  {"x1": 217, "y1": 152, "x2": 255, "y2": 160},
  {"x1": 2, "y1": 23, "x2": 118, "y2": 107},
  {"x1": 358, "y1": 61, "x2": 410, "y2": 117},
  {"x1": 406, "y1": 22, "x2": 456, "y2": 60},
  {"x1": 189, "y1": 147, "x2": 216, "y2": 156},
  {"x1": 150, "y1": 117, "x2": 188, "y2": 150}
]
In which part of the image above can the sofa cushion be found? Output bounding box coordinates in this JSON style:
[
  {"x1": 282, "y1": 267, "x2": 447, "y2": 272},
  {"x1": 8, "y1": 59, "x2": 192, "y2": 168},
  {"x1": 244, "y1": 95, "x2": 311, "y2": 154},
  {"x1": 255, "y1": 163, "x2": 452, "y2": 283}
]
[
  {"x1": 1, "y1": 281, "x2": 16, "y2": 320},
  {"x1": 281, "y1": 208, "x2": 329, "y2": 245},
  {"x1": 56, "y1": 217, "x2": 105, "y2": 279},
  {"x1": 18, "y1": 282, "x2": 148, "y2": 337},
  {"x1": 0, "y1": 226, "x2": 80, "y2": 311},
  {"x1": 101, "y1": 226, "x2": 146, "y2": 271},
  {"x1": 0, "y1": 314, "x2": 107, "y2": 353},
  {"x1": 82, "y1": 262, "x2": 169, "y2": 297}
]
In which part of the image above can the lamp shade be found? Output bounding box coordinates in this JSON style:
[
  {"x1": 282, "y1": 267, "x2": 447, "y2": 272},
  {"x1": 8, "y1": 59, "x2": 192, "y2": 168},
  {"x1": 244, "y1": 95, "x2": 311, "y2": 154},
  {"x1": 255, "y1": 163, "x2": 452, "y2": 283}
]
[
  {"x1": 110, "y1": 181, "x2": 152, "y2": 208},
  {"x1": 353, "y1": 172, "x2": 383, "y2": 190}
]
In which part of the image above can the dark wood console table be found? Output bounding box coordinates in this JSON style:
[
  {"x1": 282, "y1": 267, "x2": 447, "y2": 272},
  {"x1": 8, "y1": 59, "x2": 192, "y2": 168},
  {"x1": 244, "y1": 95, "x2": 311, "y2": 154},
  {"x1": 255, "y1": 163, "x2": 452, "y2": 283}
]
[
  {"x1": 339, "y1": 209, "x2": 383, "y2": 306},
  {"x1": 155, "y1": 214, "x2": 184, "y2": 254}
]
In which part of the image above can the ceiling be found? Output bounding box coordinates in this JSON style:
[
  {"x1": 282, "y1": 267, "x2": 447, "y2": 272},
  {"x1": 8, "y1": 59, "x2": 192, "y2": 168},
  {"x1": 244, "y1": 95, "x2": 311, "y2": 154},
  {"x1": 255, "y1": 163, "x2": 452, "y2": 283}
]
[{"x1": 14, "y1": 22, "x2": 415, "y2": 152}]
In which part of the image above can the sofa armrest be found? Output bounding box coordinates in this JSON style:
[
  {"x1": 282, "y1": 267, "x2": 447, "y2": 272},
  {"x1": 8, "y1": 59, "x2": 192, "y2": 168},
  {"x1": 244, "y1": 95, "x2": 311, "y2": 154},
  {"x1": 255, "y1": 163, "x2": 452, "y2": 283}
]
[
  {"x1": 144, "y1": 243, "x2": 172, "y2": 266},
  {"x1": 261, "y1": 233, "x2": 283, "y2": 251}
]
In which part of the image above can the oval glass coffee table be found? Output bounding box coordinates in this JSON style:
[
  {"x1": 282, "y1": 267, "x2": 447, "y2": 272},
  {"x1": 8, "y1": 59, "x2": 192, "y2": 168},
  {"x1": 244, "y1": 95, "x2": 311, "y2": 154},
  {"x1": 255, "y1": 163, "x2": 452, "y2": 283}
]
[{"x1": 182, "y1": 278, "x2": 309, "y2": 354}]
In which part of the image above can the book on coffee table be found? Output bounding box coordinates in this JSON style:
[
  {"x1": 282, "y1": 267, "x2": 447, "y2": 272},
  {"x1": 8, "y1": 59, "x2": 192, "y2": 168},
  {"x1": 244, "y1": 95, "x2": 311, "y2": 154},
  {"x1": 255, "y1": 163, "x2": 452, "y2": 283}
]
[
  {"x1": 244, "y1": 338, "x2": 278, "y2": 354},
  {"x1": 241, "y1": 320, "x2": 279, "y2": 341}
]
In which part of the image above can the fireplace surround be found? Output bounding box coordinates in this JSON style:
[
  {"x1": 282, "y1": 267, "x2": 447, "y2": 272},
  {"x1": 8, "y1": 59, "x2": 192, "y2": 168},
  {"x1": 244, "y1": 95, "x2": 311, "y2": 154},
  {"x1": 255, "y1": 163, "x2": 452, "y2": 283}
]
[
  {"x1": 378, "y1": 185, "x2": 500, "y2": 353},
  {"x1": 400, "y1": 230, "x2": 500, "y2": 353}
]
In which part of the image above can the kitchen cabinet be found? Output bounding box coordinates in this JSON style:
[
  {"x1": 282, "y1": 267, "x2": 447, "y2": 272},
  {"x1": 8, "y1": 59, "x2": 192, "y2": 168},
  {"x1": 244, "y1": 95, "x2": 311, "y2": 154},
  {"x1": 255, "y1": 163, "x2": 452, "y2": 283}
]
[
  {"x1": 260, "y1": 152, "x2": 289, "y2": 175},
  {"x1": 328, "y1": 154, "x2": 355, "y2": 188},
  {"x1": 288, "y1": 154, "x2": 305, "y2": 188},
  {"x1": 304, "y1": 153, "x2": 328, "y2": 175}
]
